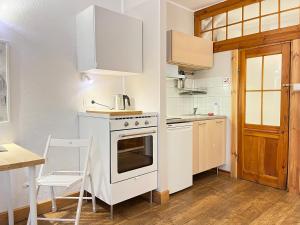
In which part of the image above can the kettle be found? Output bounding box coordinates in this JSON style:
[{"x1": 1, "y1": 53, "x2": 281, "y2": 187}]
[{"x1": 114, "y1": 94, "x2": 131, "y2": 110}]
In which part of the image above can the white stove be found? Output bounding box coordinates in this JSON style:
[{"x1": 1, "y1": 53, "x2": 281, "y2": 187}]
[
  {"x1": 109, "y1": 114, "x2": 158, "y2": 183},
  {"x1": 79, "y1": 112, "x2": 158, "y2": 218}
]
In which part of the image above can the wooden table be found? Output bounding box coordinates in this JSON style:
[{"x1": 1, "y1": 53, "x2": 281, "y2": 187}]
[{"x1": 0, "y1": 143, "x2": 45, "y2": 225}]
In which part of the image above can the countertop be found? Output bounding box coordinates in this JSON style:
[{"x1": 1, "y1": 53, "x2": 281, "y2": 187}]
[
  {"x1": 0, "y1": 143, "x2": 45, "y2": 171},
  {"x1": 167, "y1": 115, "x2": 226, "y2": 124},
  {"x1": 78, "y1": 111, "x2": 158, "y2": 119}
]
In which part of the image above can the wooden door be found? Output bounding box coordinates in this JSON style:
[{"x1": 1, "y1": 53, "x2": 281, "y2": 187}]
[{"x1": 238, "y1": 43, "x2": 290, "y2": 189}]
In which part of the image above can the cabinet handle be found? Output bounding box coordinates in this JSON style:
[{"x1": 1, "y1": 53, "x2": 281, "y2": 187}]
[
  {"x1": 198, "y1": 123, "x2": 206, "y2": 126},
  {"x1": 216, "y1": 121, "x2": 224, "y2": 124}
]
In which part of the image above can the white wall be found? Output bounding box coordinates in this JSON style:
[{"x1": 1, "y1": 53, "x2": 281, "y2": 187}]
[
  {"x1": 167, "y1": 1, "x2": 194, "y2": 35},
  {"x1": 124, "y1": 0, "x2": 168, "y2": 192},
  {"x1": 0, "y1": 0, "x2": 123, "y2": 213}
]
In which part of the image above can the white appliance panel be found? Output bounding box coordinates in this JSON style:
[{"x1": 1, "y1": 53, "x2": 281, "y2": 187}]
[
  {"x1": 110, "y1": 116, "x2": 157, "y2": 131},
  {"x1": 111, "y1": 171, "x2": 157, "y2": 205},
  {"x1": 167, "y1": 123, "x2": 193, "y2": 194}
]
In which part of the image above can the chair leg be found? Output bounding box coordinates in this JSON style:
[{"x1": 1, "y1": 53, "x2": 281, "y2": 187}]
[
  {"x1": 75, "y1": 182, "x2": 85, "y2": 225},
  {"x1": 50, "y1": 186, "x2": 57, "y2": 212},
  {"x1": 89, "y1": 175, "x2": 96, "y2": 213},
  {"x1": 110, "y1": 205, "x2": 114, "y2": 220},
  {"x1": 84, "y1": 191, "x2": 88, "y2": 203},
  {"x1": 27, "y1": 186, "x2": 40, "y2": 225}
]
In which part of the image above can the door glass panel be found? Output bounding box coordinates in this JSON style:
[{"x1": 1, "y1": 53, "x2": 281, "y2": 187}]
[
  {"x1": 244, "y1": 19, "x2": 260, "y2": 35},
  {"x1": 261, "y1": 14, "x2": 279, "y2": 32},
  {"x1": 261, "y1": 0, "x2": 278, "y2": 16},
  {"x1": 202, "y1": 31, "x2": 212, "y2": 41},
  {"x1": 280, "y1": 9, "x2": 300, "y2": 28},
  {"x1": 228, "y1": 23, "x2": 242, "y2": 39},
  {"x1": 213, "y1": 27, "x2": 226, "y2": 41},
  {"x1": 213, "y1": 13, "x2": 226, "y2": 28},
  {"x1": 117, "y1": 136, "x2": 153, "y2": 173},
  {"x1": 244, "y1": 3, "x2": 260, "y2": 20},
  {"x1": 228, "y1": 8, "x2": 242, "y2": 24},
  {"x1": 246, "y1": 57, "x2": 262, "y2": 90},
  {"x1": 201, "y1": 17, "x2": 212, "y2": 31},
  {"x1": 246, "y1": 92, "x2": 261, "y2": 124},
  {"x1": 280, "y1": 0, "x2": 300, "y2": 11},
  {"x1": 263, "y1": 54, "x2": 282, "y2": 90},
  {"x1": 263, "y1": 91, "x2": 281, "y2": 126}
]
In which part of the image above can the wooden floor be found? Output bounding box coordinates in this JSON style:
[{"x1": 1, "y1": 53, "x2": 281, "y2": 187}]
[{"x1": 18, "y1": 171, "x2": 300, "y2": 225}]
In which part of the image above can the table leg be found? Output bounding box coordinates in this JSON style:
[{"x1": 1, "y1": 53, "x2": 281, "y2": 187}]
[
  {"x1": 5, "y1": 171, "x2": 14, "y2": 225},
  {"x1": 28, "y1": 166, "x2": 37, "y2": 225}
]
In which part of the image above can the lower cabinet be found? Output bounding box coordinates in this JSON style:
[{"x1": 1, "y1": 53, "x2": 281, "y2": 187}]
[{"x1": 193, "y1": 119, "x2": 226, "y2": 175}]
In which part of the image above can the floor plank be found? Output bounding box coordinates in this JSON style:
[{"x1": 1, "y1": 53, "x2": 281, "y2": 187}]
[{"x1": 17, "y1": 171, "x2": 300, "y2": 225}]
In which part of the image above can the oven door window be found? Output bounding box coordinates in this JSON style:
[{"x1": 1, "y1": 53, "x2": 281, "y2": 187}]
[{"x1": 117, "y1": 135, "x2": 153, "y2": 173}]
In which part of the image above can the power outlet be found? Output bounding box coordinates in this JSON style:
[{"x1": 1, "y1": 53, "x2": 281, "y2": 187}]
[{"x1": 223, "y1": 77, "x2": 231, "y2": 87}]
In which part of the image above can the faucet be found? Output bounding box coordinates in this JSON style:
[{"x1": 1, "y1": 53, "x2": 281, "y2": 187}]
[{"x1": 193, "y1": 107, "x2": 198, "y2": 115}]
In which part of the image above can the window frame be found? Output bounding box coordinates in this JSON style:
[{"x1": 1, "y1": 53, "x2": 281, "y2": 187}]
[
  {"x1": 195, "y1": 0, "x2": 300, "y2": 52},
  {"x1": 0, "y1": 40, "x2": 10, "y2": 124}
]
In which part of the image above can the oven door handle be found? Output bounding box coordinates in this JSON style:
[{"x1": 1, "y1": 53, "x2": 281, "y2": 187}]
[{"x1": 119, "y1": 130, "x2": 157, "y2": 138}]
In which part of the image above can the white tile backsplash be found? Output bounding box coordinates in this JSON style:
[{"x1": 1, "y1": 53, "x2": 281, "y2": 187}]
[{"x1": 166, "y1": 77, "x2": 231, "y2": 117}]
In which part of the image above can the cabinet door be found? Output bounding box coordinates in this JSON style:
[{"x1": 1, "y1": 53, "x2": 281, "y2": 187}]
[
  {"x1": 193, "y1": 121, "x2": 209, "y2": 174},
  {"x1": 208, "y1": 119, "x2": 226, "y2": 168},
  {"x1": 76, "y1": 5, "x2": 142, "y2": 74},
  {"x1": 95, "y1": 6, "x2": 142, "y2": 74},
  {"x1": 167, "y1": 30, "x2": 213, "y2": 70},
  {"x1": 192, "y1": 122, "x2": 199, "y2": 174}
]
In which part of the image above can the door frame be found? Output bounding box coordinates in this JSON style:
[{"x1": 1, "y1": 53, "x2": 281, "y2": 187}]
[
  {"x1": 237, "y1": 43, "x2": 291, "y2": 189},
  {"x1": 288, "y1": 40, "x2": 300, "y2": 193}
]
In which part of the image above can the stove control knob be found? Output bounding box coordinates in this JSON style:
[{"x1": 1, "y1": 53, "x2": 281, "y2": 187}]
[
  {"x1": 124, "y1": 122, "x2": 129, "y2": 127},
  {"x1": 135, "y1": 121, "x2": 139, "y2": 126},
  {"x1": 145, "y1": 120, "x2": 150, "y2": 125}
]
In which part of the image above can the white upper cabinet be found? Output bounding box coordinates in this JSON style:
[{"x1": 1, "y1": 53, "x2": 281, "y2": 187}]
[
  {"x1": 167, "y1": 30, "x2": 213, "y2": 70},
  {"x1": 76, "y1": 5, "x2": 143, "y2": 75}
]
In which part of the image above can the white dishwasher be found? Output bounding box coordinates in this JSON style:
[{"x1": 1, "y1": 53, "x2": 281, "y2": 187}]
[{"x1": 167, "y1": 122, "x2": 193, "y2": 194}]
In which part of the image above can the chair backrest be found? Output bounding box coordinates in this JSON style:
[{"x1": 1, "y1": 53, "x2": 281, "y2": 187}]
[
  {"x1": 38, "y1": 135, "x2": 93, "y2": 178},
  {"x1": 49, "y1": 138, "x2": 91, "y2": 148}
]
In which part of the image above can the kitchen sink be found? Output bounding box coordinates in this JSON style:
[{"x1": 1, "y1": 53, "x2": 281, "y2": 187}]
[{"x1": 167, "y1": 117, "x2": 183, "y2": 120}]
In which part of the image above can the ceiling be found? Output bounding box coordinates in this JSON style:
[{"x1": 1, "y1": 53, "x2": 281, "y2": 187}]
[{"x1": 169, "y1": 0, "x2": 225, "y2": 11}]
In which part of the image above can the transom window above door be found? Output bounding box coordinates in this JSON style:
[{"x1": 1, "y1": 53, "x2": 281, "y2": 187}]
[{"x1": 199, "y1": 0, "x2": 300, "y2": 42}]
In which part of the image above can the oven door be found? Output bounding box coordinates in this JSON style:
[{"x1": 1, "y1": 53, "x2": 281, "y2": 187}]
[{"x1": 111, "y1": 127, "x2": 158, "y2": 183}]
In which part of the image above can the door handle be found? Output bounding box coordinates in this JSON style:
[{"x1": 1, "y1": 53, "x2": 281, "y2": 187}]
[
  {"x1": 291, "y1": 83, "x2": 300, "y2": 92},
  {"x1": 119, "y1": 131, "x2": 156, "y2": 138}
]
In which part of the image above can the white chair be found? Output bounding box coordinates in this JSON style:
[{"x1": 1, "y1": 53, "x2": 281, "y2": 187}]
[{"x1": 27, "y1": 135, "x2": 96, "y2": 225}]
